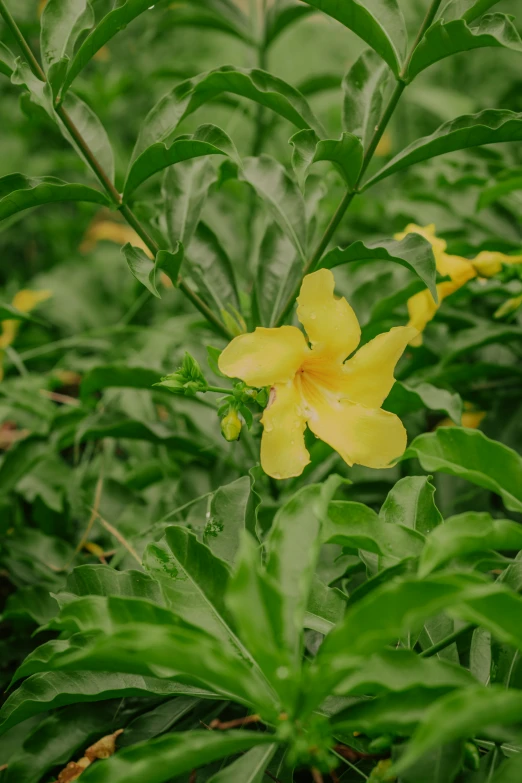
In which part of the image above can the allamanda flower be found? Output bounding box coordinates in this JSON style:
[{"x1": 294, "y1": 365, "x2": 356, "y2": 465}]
[
  {"x1": 219, "y1": 269, "x2": 417, "y2": 479},
  {"x1": 395, "y1": 224, "x2": 522, "y2": 345}
]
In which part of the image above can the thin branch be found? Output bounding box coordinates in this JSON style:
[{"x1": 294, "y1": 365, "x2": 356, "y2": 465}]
[
  {"x1": 40, "y1": 389, "x2": 81, "y2": 407},
  {"x1": 89, "y1": 508, "x2": 142, "y2": 565},
  {"x1": 420, "y1": 623, "x2": 474, "y2": 658},
  {"x1": 209, "y1": 714, "x2": 261, "y2": 730},
  {"x1": 311, "y1": 769, "x2": 324, "y2": 783},
  {"x1": 67, "y1": 473, "x2": 105, "y2": 568}
]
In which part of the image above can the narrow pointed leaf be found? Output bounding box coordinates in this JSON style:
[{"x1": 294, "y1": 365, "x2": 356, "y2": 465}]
[
  {"x1": 240, "y1": 155, "x2": 307, "y2": 261},
  {"x1": 407, "y1": 15, "x2": 522, "y2": 80},
  {"x1": 319, "y1": 234, "x2": 438, "y2": 300},
  {"x1": 124, "y1": 124, "x2": 237, "y2": 199},
  {"x1": 364, "y1": 110, "x2": 522, "y2": 189},
  {"x1": 297, "y1": 0, "x2": 407, "y2": 76},
  {"x1": 62, "y1": 0, "x2": 158, "y2": 94},
  {"x1": 0, "y1": 174, "x2": 109, "y2": 221},
  {"x1": 187, "y1": 222, "x2": 240, "y2": 312},
  {"x1": 163, "y1": 158, "x2": 217, "y2": 248},
  {"x1": 40, "y1": 0, "x2": 94, "y2": 91},
  {"x1": 80, "y1": 731, "x2": 275, "y2": 783},
  {"x1": 207, "y1": 744, "x2": 277, "y2": 783},
  {"x1": 404, "y1": 428, "x2": 522, "y2": 513},
  {"x1": 254, "y1": 223, "x2": 302, "y2": 327},
  {"x1": 265, "y1": 0, "x2": 314, "y2": 45},
  {"x1": 61, "y1": 92, "x2": 115, "y2": 182},
  {"x1": 132, "y1": 67, "x2": 325, "y2": 162},
  {"x1": 419, "y1": 512, "x2": 522, "y2": 577},
  {"x1": 342, "y1": 48, "x2": 390, "y2": 148},
  {"x1": 290, "y1": 129, "x2": 363, "y2": 189}
]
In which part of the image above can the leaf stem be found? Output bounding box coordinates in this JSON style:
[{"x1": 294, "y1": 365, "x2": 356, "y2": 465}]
[
  {"x1": 419, "y1": 623, "x2": 474, "y2": 658},
  {"x1": 274, "y1": 0, "x2": 444, "y2": 326},
  {"x1": 206, "y1": 384, "x2": 234, "y2": 395},
  {"x1": 0, "y1": 0, "x2": 233, "y2": 340}
]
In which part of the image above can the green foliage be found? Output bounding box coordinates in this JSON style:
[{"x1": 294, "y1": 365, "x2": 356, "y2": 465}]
[{"x1": 1, "y1": 0, "x2": 522, "y2": 780}]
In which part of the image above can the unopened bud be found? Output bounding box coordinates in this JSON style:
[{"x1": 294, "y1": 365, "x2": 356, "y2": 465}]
[{"x1": 221, "y1": 409, "x2": 242, "y2": 442}]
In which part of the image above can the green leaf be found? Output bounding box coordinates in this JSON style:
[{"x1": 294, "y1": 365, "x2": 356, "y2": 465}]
[
  {"x1": 80, "y1": 731, "x2": 275, "y2": 783},
  {"x1": 290, "y1": 130, "x2": 363, "y2": 190},
  {"x1": 61, "y1": 92, "x2": 115, "y2": 182},
  {"x1": 132, "y1": 66, "x2": 325, "y2": 163},
  {"x1": 65, "y1": 564, "x2": 165, "y2": 603},
  {"x1": 319, "y1": 234, "x2": 438, "y2": 300},
  {"x1": 491, "y1": 753, "x2": 522, "y2": 782},
  {"x1": 156, "y1": 244, "x2": 184, "y2": 286},
  {"x1": 419, "y1": 512, "x2": 522, "y2": 577},
  {"x1": 265, "y1": 0, "x2": 314, "y2": 46},
  {"x1": 384, "y1": 381, "x2": 463, "y2": 424},
  {"x1": 392, "y1": 742, "x2": 464, "y2": 783},
  {"x1": 40, "y1": 0, "x2": 94, "y2": 92},
  {"x1": 0, "y1": 174, "x2": 110, "y2": 221},
  {"x1": 305, "y1": 575, "x2": 346, "y2": 634},
  {"x1": 0, "y1": 303, "x2": 45, "y2": 324},
  {"x1": 404, "y1": 428, "x2": 522, "y2": 513},
  {"x1": 296, "y1": 0, "x2": 407, "y2": 76},
  {"x1": 240, "y1": 155, "x2": 307, "y2": 262},
  {"x1": 80, "y1": 365, "x2": 162, "y2": 399},
  {"x1": 205, "y1": 476, "x2": 256, "y2": 565},
  {"x1": 0, "y1": 438, "x2": 49, "y2": 495},
  {"x1": 187, "y1": 222, "x2": 240, "y2": 312},
  {"x1": 443, "y1": 322, "x2": 522, "y2": 363},
  {"x1": 253, "y1": 223, "x2": 302, "y2": 327},
  {"x1": 0, "y1": 42, "x2": 16, "y2": 77},
  {"x1": 166, "y1": 0, "x2": 253, "y2": 43},
  {"x1": 408, "y1": 15, "x2": 522, "y2": 80},
  {"x1": 2, "y1": 586, "x2": 59, "y2": 626},
  {"x1": 392, "y1": 687, "x2": 522, "y2": 775},
  {"x1": 469, "y1": 627, "x2": 492, "y2": 685},
  {"x1": 122, "y1": 243, "x2": 161, "y2": 297},
  {"x1": 207, "y1": 744, "x2": 277, "y2": 783},
  {"x1": 342, "y1": 48, "x2": 390, "y2": 148},
  {"x1": 0, "y1": 672, "x2": 203, "y2": 735},
  {"x1": 61, "y1": 0, "x2": 157, "y2": 94},
  {"x1": 118, "y1": 697, "x2": 200, "y2": 747},
  {"x1": 478, "y1": 171, "x2": 522, "y2": 209},
  {"x1": 163, "y1": 158, "x2": 217, "y2": 248},
  {"x1": 379, "y1": 476, "x2": 443, "y2": 534},
  {"x1": 124, "y1": 124, "x2": 238, "y2": 199},
  {"x1": 442, "y1": 0, "x2": 508, "y2": 25},
  {"x1": 324, "y1": 500, "x2": 425, "y2": 562},
  {"x1": 364, "y1": 110, "x2": 522, "y2": 189}
]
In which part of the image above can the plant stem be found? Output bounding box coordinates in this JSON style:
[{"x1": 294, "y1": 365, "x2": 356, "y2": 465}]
[
  {"x1": 251, "y1": 0, "x2": 268, "y2": 156},
  {"x1": 275, "y1": 0, "x2": 444, "y2": 327},
  {"x1": 420, "y1": 623, "x2": 474, "y2": 658},
  {"x1": 0, "y1": 0, "x2": 233, "y2": 340},
  {"x1": 206, "y1": 385, "x2": 233, "y2": 395}
]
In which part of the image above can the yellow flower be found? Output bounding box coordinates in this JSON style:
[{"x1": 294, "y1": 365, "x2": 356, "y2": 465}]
[
  {"x1": 218, "y1": 269, "x2": 417, "y2": 479},
  {"x1": 472, "y1": 250, "x2": 522, "y2": 278}
]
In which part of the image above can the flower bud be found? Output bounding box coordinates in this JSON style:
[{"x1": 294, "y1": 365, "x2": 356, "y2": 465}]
[{"x1": 221, "y1": 409, "x2": 242, "y2": 442}]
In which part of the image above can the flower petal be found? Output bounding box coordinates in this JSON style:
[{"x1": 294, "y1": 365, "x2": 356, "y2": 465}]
[
  {"x1": 394, "y1": 223, "x2": 447, "y2": 255},
  {"x1": 406, "y1": 280, "x2": 462, "y2": 343},
  {"x1": 218, "y1": 325, "x2": 309, "y2": 387},
  {"x1": 339, "y1": 326, "x2": 418, "y2": 407},
  {"x1": 473, "y1": 251, "x2": 522, "y2": 278},
  {"x1": 307, "y1": 398, "x2": 407, "y2": 469},
  {"x1": 437, "y1": 253, "x2": 476, "y2": 285},
  {"x1": 296, "y1": 269, "x2": 360, "y2": 361},
  {"x1": 260, "y1": 381, "x2": 310, "y2": 479}
]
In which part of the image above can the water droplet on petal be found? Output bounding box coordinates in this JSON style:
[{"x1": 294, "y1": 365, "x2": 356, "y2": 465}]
[
  {"x1": 310, "y1": 312, "x2": 317, "y2": 320},
  {"x1": 264, "y1": 423, "x2": 273, "y2": 432}
]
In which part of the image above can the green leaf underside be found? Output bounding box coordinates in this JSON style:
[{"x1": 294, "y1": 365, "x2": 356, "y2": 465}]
[
  {"x1": 319, "y1": 234, "x2": 438, "y2": 300},
  {"x1": 0, "y1": 174, "x2": 109, "y2": 221},
  {"x1": 365, "y1": 110, "x2": 522, "y2": 188}
]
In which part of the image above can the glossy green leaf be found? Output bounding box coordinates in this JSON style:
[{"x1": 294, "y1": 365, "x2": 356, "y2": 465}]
[
  {"x1": 408, "y1": 15, "x2": 522, "y2": 80},
  {"x1": 0, "y1": 174, "x2": 109, "y2": 221},
  {"x1": 331, "y1": 688, "x2": 451, "y2": 735},
  {"x1": 61, "y1": 0, "x2": 157, "y2": 94},
  {"x1": 80, "y1": 731, "x2": 274, "y2": 783},
  {"x1": 265, "y1": 0, "x2": 314, "y2": 45},
  {"x1": 404, "y1": 428, "x2": 522, "y2": 513},
  {"x1": 207, "y1": 743, "x2": 277, "y2": 783},
  {"x1": 469, "y1": 627, "x2": 492, "y2": 685},
  {"x1": 122, "y1": 243, "x2": 161, "y2": 297},
  {"x1": 0, "y1": 671, "x2": 203, "y2": 735},
  {"x1": 384, "y1": 380, "x2": 463, "y2": 424},
  {"x1": 290, "y1": 129, "x2": 363, "y2": 190},
  {"x1": 132, "y1": 67, "x2": 325, "y2": 162},
  {"x1": 319, "y1": 233, "x2": 438, "y2": 300},
  {"x1": 163, "y1": 158, "x2": 217, "y2": 248},
  {"x1": 0, "y1": 42, "x2": 16, "y2": 77},
  {"x1": 156, "y1": 243, "x2": 184, "y2": 286},
  {"x1": 205, "y1": 475, "x2": 256, "y2": 564},
  {"x1": 392, "y1": 742, "x2": 464, "y2": 783},
  {"x1": 297, "y1": 0, "x2": 407, "y2": 76},
  {"x1": 254, "y1": 223, "x2": 302, "y2": 327},
  {"x1": 379, "y1": 476, "x2": 443, "y2": 534},
  {"x1": 478, "y1": 171, "x2": 522, "y2": 209},
  {"x1": 118, "y1": 697, "x2": 199, "y2": 747},
  {"x1": 240, "y1": 155, "x2": 307, "y2": 261},
  {"x1": 64, "y1": 564, "x2": 165, "y2": 602},
  {"x1": 325, "y1": 500, "x2": 425, "y2": 562},
  {"x1": 61, "y1": 92, "x2": 115, "y2": 182},
  {"x1": 80, "y1": 365, "x2": 161, "y2": 399},
  {"x1": 441, "y1": 0, "x2": 503, "y2": 24},
  {"x1": 365, "y1": 110, "x2": 522, "y2": 189},
  {"x1": 40, "y1": 0, "x2": 94, "y2": 91},
  {"x1": 419, "y1": 512, "x2": 522, "y2": 576},
  {"x1": 187, "y1": 222, "x2": 240, "y2": 312},
  {"x1": 342, "y1": 48, "x2": 390, "y2": 148},
  {"x1": 1, "y1": 586, "x2": 58, "y2": 626},
  {"x1": 443, "y1": 322, "x2": 522, "y2": 362},
  {"x1": 392, "y1": 687, "x2": 522, "y2": 775},
  {"x1": 124, "y1": 124, "x2": 237, "y2": 199},
  {"x1": 305, "y1": 575, "x2": 346, "y2": 633},
  {"x1": 166, "y1": 0, "x2": 252, "y2": 43}
]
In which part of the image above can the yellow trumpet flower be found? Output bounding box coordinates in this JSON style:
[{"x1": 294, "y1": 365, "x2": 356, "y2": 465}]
[
  {"x1": 396, "y1": 224, "x2": 522, "y2": 345},
  {"x1": 219, "y1": 269, "x2": 417, "y2": 479}
]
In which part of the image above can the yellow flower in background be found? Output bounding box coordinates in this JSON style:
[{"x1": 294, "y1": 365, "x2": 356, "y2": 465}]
[
  {"x1": 219, "y1": 269, "x2": 417, "y2": 479},
  {"x1": 0, "y1": 289, "x2": 52, "y2": 381},
  {"x1": 396, "y1": 224, "x2": 522, "y2": 345}
]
